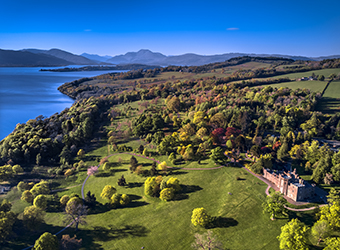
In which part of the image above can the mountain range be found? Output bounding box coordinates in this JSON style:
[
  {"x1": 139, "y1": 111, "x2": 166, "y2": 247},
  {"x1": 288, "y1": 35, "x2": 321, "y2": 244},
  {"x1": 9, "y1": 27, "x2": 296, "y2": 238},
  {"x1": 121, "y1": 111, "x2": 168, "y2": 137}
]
[
  {"x1": 1, "y1": 48, "x2": 339, "y2": 67},
  {"x1": 82, "y1": 49, "x2": 340, "y2": 66}
]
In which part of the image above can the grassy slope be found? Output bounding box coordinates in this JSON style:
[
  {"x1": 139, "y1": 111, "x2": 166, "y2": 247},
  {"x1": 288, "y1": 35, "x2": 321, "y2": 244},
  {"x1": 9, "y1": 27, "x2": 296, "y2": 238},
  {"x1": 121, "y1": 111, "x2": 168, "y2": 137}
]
[{"x1": 76, "y1": 150, "x2": 286, "y2": 250}]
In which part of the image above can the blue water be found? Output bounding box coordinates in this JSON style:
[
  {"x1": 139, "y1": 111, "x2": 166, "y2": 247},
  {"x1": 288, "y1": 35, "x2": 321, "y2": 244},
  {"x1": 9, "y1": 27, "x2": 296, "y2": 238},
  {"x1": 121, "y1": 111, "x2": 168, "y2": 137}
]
[{"x1": 0, "y1": 66, "x2": 120, "y2": 140}]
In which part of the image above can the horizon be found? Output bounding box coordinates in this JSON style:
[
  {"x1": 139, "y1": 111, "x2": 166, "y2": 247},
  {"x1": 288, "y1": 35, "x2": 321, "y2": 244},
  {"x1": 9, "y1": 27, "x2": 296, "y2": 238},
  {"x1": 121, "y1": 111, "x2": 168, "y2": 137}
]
[
  {"x1": 1, "y1": 0, "x2": 339, "y2": 58},
  {"x1": 3, "y1": 47, "x2": 340, "y2": 58}
]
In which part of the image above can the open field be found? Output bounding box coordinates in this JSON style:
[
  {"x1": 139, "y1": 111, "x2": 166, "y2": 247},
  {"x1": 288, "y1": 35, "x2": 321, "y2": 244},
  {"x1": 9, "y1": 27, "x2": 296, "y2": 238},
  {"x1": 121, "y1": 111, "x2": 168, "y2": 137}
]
[
  {"x1": 317, "y1": 80, "x2": 340, "y2": 113},
  {"x1": 273, "y1": 68, "x2": 340, "y2": 80},
  {"x1": 259, "y1": 80, "x2": 327, "y2": 92}
]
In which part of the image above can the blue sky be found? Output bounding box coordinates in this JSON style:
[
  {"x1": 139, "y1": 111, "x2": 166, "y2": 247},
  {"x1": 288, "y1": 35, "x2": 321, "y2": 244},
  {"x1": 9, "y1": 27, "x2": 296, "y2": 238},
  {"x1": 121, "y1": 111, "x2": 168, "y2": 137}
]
[{"x1": 0, "y1": 0, "x2": 339, "y2": 57}]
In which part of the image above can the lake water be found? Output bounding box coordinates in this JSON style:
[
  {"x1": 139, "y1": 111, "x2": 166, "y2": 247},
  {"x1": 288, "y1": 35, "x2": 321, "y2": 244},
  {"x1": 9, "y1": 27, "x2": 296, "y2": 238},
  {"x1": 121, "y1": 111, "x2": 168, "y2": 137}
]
[{"x1": 0, "y1": 67, "x2": 120, "y2": 140}]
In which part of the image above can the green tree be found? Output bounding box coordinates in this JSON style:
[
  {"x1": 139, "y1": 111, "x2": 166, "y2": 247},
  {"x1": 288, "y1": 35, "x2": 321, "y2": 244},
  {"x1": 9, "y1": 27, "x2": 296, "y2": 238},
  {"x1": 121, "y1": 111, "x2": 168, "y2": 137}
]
[
  {"x1": 160, "y1": 188, "x2": 175, "y2": 201},
  {"x1": 21, "y1": 190, "x2": 34, "y2": 203},
  {"x1": 60, "y1": 195, "x2": 70, "y2": 207},
  {"x1": 64, "y1": 199, "x2": 87, "y2": 231},
  {"x1": 324, "y1": 237, "x2": 340, "y2": 250},
  {"x1": 277, "y1": 218, "x2": 309, "y2": 250},
  {"x1": 111, "y1": 193, "x2": 121, "y2": 207},
  {"x1": 319, "y1": 202, "x2": 340, "y2": 229},
  {"x1": 327, "y1": 188, "x2": 340, "y2": 205},
  {"x1": 0, "y1": 199, "x2": 16, "y2": 243},
  {"x1": 191, "y1": 208, "x2": 211, "y2": 228},
  {"x1": 33, "y1": 232, "x2": 59, "y2": 250},
  {"x1": 166, "y1": 177, "x2": 181, "y2": 192},
  {"x1": 30, "y1": 181, "x2": 49, "y2": 197},
  {"x1": 262, "y1": 191, "x2": 287, "y2": 220},
  {"x1": 12, "y1": 164, "x2": 23, "y2": 174},
  {"x1": 311, "y1": 220, "x2": 331, "y2": 245},
  {"x1": 23, "y1": 205, "x2": 45, "y2": 230},
  {"x1": 33, "y1": 195, "x2": 48, "y2": 210},
  {"x1": 191, "y1": 230, "x2": 224, "y2": 250},
  {"x1": 0, "y1": 165, "x2": 14, "y2": 181},
  {"x1": 100, "y1": 185, "x2": 116, "y2": 201},
  {"x1": 17, "y1": 181, "x2": 29, "y2": 192},
  {"x1": 210, "y1": 147, "x2": 226, "y2": 164},
  {"x1": 318, "y1": 75, "x2": 325, "y2": 81},
  {"x1": 144, "y1": 177, "x2": 159, "y2": 197}
]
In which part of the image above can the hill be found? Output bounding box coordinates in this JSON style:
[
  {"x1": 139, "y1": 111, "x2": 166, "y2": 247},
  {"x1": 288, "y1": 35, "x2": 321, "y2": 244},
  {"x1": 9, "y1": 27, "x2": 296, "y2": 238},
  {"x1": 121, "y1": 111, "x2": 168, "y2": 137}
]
[
  {"x1": 0, "y1": 49, "x2": 72, "y2": 67},
  {"x1": 22, "y1": 48, "x2": 100, "y2": 65},
  {"x1": 81, "y1": 53, "x2": 113, "y2": 63}
]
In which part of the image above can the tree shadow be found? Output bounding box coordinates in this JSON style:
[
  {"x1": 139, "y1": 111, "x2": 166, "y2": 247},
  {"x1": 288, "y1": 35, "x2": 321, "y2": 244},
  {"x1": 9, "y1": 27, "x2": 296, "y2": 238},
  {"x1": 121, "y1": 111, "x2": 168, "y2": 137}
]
[
  {"x1": 168, "y1": 170, "x2": 188, "y2": 176},
  {"x1": 110, "y1": 168, "x2": 128, "y2": 173},
  {"x1": 174, "y1": 184, "x2": 203, "y2": 201},
  {"x1": 126, "y1": 182, "x2": 143, "y2": 188},
  {"x1": 89, "y1": 224, "x2": 150, "y2": 242},
  {"x1": 94, "y1": 172, "x2": 112, "y2": 178},
  {"x1": 207, "y1": 216, "x2": 238, "y2": 229}
]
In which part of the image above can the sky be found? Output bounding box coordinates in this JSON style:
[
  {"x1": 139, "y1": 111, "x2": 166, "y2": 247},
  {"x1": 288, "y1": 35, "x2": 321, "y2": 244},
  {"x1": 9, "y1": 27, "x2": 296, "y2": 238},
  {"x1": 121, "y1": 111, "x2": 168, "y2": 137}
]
[{"x1": 0, "y1": 0, "x2": 340, "y2": 57}]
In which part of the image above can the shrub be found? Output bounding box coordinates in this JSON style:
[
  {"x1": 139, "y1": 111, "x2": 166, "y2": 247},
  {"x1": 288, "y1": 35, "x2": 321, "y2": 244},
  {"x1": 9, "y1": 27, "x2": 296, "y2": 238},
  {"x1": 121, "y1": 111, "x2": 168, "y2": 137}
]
[
  {"x1": 111, "y1": 193, "x2": 121, "y2": 207},
  {"x1": 120, "y1": 194, "x2": 130, "y2": 206},
  {"x1": 191, "y1": 208, "x2": 211, "y2": 227},
  {"x1": 100, "y1": 185, "x2": 116, "y2": 200},
  {"x1": 160, "y1": 188, "x2": 175, "y2": 201},
  {"x1": 166, "y1": 177, "x2": 181, "y2": 192}
]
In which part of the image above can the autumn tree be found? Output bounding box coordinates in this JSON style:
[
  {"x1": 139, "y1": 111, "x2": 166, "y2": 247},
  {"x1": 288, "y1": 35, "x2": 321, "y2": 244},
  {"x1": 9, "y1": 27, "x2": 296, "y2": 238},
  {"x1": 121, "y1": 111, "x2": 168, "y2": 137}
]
[
  {"x1": 324, "y1": 237, "x2": 340, "y2": 250},
  {"x1": 60, "y1": 234, "x2": 82, "y2": 250},
  {"x1": 160, "y1": 188, "x2": 175, "y2": 201}
]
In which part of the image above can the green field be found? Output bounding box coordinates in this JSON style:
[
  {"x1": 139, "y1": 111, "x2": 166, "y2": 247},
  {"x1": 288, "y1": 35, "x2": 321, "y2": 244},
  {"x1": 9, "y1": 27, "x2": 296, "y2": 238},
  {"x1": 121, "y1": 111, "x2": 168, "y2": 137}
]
[
  {"x1": 273, "y1": 68, "x2": 340, "y2": 80},
  {"x1": 317, "y1": 80, "x2": 340, "y2": 113},
  {"x1": 260, "y1": 80, "x2": 327, "y2": 92}
]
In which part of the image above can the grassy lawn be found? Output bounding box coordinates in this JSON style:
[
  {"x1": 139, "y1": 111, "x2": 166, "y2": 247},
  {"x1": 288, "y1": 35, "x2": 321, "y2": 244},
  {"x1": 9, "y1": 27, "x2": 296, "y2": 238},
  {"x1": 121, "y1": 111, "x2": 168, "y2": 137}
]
[{"x1": 78, "y1": 161, "x2": 289, "y2": 250}]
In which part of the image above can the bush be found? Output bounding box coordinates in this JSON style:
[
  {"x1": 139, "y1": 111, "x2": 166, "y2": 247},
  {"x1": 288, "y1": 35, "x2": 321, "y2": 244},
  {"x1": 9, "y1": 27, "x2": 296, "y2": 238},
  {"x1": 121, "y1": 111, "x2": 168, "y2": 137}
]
[
  {"x1": 111, "y1": 193, "x2": 121, "y2": 207},
  {"x1": 160, "y1": 188, "x2": 175, "y2": 201},
  {"x1": 120, "y1": 194, "x2": 130, "y2": 206},
  {"x1": 166, "y1": 177, "x2": 181, "y2": 192},
  {"x1": 191, "y1": 208, "x2": 211, "y2": 227}
]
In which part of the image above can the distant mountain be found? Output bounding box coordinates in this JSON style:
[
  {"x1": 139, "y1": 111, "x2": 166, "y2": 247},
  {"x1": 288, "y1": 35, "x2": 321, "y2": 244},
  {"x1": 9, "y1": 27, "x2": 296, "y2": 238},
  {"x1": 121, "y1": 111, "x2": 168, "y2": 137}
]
[
  {"x1": 105, "y1": 49, "x2": 340, "y2": 66},
  {"x1": 0, "y1": 49, "x2": 73, "y2": 67},
  {"x1": 22, "y1": 48, "x2": 98, "y2": 65},
  {"x1": 311, "y1": 55, "x2": 340, "y2": 60},
  {"x1": 81, "y1": 53, "x2": 112, "y2": 63},
  {"x1": 107, "y1": 49, "x2": 167, "y2": 64}
]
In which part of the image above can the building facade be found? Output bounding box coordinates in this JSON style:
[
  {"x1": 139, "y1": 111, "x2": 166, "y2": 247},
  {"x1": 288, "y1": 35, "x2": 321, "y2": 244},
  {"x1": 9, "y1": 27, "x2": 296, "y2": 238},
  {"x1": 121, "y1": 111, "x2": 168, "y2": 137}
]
[{"x1": 263, "y1": 168, "x2": 315, "y2": 201}]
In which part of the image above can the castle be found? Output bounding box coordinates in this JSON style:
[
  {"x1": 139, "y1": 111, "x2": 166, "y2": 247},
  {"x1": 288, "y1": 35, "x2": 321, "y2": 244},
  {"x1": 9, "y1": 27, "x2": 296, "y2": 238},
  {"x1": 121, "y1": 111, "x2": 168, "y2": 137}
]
[{"x1": 263, "y1": 168, "x2": 315, "y2": 202}]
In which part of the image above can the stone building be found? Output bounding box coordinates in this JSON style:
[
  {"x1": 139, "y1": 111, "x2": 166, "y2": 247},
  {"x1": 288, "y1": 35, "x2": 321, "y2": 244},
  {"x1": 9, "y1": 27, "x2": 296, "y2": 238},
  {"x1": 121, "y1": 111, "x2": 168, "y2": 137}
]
[{"x1": 263, "y1": 168, "x2": 315, "y2": 202}]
